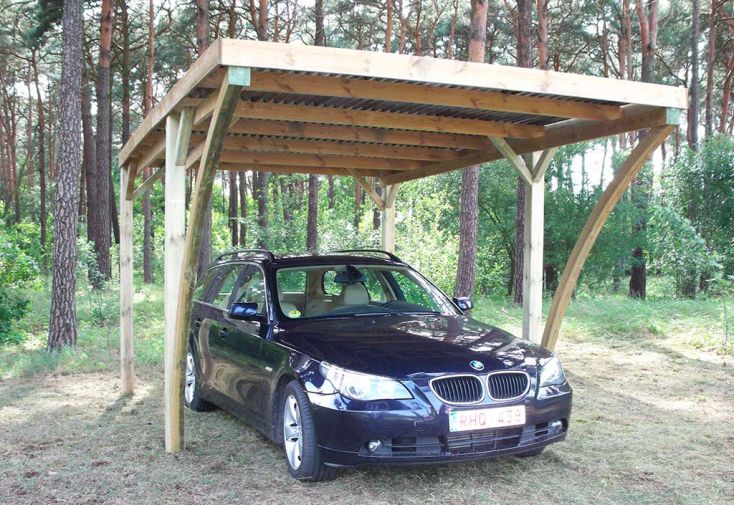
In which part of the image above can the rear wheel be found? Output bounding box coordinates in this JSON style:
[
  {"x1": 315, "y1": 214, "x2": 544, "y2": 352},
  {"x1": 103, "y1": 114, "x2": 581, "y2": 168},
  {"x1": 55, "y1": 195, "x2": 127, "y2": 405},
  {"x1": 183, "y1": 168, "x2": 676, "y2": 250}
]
[
  {"x1": 281, "y1": 381, "x2": 336, "y2": 482},
  {"x1": 184, "y1": 346, "x2": 214, "y2": 412}
]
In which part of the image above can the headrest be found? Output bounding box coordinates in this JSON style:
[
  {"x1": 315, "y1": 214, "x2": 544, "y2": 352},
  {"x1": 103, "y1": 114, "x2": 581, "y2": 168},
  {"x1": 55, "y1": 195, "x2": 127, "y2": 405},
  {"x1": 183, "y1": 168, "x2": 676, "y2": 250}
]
[
  {"x1": 341, "y1": 283, "x2": 369, "y2": 305},
  {"x1": 334, "y1": 265, "x2": 367, "y2": 284}
]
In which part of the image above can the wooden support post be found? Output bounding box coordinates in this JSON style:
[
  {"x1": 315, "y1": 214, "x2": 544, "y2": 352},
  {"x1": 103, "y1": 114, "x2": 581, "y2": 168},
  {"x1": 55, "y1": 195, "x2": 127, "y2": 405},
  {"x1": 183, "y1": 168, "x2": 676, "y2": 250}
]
[
  {"x1": 541, "y1": 126, "x2": 674, "y2": 351},
  {"x1": 381, "y1": 184, "x2": 400, "y2": 253},
  {"x1": 163, "y1": 112, "x2": 188, "y2": 452},
  {"x1": 119, "y1": 164, "x2": 135, "y2": 395},
  {"x1": 522, "y1": 153, "x2": 544, "y2": 344},
  {"x1": 167, "y1": 67, "x2": 249, "y2": 453}
]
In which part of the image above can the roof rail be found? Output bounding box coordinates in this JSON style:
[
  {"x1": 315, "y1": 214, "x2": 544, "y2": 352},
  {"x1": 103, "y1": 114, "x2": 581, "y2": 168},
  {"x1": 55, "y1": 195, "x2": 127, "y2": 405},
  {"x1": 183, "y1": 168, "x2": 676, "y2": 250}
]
[
  {"x1": 214, "y1": 249, "x2": 276, "y2": 263},
  {"x1": 327, "y1": 249, "x2": 402, "y2": 262}
]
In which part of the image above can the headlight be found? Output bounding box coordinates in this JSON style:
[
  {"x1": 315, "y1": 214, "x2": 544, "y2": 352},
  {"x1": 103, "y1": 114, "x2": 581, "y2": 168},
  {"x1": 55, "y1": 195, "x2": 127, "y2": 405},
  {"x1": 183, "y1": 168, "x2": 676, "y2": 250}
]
[
  {"x1": 320, "y1": 362, "x2": 412, "y2": 401},
  {"x1": 539, "y1": 356, "x2": 566, "y2": 387}
]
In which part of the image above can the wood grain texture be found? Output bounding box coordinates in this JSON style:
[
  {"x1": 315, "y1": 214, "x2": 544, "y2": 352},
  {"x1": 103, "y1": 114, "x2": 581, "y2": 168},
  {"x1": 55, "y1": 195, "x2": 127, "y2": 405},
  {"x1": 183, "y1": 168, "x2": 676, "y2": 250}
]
[{"x1": 541, "y1": 125, "x2": 675, "y2": 351}]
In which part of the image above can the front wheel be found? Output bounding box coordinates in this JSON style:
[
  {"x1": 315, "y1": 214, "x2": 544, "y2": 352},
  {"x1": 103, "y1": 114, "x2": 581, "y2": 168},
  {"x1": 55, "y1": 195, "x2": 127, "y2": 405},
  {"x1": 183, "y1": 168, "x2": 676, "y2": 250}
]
[
  {"x1": 281, "y1": 381, "x2": 336, "y2": 482},
  {"x1": 184, "y1": 347, "x2": 214, "y2": 412}
]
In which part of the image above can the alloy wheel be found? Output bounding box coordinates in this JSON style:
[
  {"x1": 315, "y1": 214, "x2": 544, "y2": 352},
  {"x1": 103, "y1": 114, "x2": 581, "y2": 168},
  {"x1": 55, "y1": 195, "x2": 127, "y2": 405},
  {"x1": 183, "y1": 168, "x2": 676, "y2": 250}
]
[
  {"x1": 283, "y1": 394, "x2": 303, "y2": 470},
  {"x1": 185, "y1": 352, "x2": 195, "y2": 404}
]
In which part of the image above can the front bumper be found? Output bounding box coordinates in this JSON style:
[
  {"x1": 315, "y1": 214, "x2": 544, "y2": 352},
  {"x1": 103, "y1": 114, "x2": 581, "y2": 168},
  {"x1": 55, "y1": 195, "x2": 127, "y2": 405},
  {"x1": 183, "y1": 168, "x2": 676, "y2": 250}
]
[{"x1": 308, "y1": 385, "x2": 572, "y2": 467}]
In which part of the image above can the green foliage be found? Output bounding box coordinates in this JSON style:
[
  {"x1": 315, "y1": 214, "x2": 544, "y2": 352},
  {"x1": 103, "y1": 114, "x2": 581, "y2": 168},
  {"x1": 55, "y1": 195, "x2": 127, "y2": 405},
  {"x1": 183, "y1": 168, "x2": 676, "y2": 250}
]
[
  {"x1": 648, "y1": 204, "x2": 721, "y2": 297},
  {"x1": 0, "y1": 223, "x2": 40, "y2": 344}
]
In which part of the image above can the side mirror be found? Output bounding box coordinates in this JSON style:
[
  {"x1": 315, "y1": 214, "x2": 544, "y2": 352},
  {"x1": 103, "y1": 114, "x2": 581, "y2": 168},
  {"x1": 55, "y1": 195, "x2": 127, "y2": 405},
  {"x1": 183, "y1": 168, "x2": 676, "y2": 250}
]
[
  {"x1": 453, "y1": 296, "x2": 473, "y2": 312},
  {"x1": 229, "y1": 302, "x2": 258, "y2": 320}
]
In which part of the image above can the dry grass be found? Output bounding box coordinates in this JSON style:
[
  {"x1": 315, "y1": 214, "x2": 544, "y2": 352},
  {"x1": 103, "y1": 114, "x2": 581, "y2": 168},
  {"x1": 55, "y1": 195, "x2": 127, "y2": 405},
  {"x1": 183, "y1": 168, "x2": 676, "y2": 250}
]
[{"x1": 1, "y1": 332, "x2": 732, "y2": 505}]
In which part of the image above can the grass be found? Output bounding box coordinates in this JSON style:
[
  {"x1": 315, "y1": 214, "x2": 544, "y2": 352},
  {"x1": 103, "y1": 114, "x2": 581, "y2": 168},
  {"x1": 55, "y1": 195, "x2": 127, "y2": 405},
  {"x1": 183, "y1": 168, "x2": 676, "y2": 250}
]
[{"x1": 0, "y1": 280, "x2": 733, "y2": 504}]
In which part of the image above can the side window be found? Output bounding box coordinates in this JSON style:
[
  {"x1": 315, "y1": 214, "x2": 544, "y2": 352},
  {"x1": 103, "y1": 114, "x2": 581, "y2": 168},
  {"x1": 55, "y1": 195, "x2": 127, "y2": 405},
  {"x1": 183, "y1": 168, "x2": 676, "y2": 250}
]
[
  {"x1": 390, "y1": 271, "x2": 440, "y2": 311},
  {"x1": 232, "y1": 266, "x2": 267, "y2": 315},
  {"x1": 364, "y1": 269, "x2": 387, "y2": 303},
  {"x1": 209, "y1": 266, "x2": 239, "y2": 308},
  {"x1": 194, "y1": 269, "x2": 216, "y2": 301},
  {"x1": 322, "y1": 270, "x2": 339, "y2": 296}
]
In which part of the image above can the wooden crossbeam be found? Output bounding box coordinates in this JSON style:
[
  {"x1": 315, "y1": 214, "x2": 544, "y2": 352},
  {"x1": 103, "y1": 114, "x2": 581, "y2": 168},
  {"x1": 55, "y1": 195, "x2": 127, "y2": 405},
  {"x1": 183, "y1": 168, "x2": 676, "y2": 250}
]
[
  {"x1": 215, "y1": 136, "x2": 459, "y2": 161},
  {"x1": 219, "y1": 163, "x2": 360, "y2": 177},
  {"x1": 168, "y1": 66, "x2": 249, "y2": 454},
  {"x1": 532, "y1": 147, "x2": 557, "y2": 183},
  {"x1": 234, "y1": 101, "x2": 546, "y2": 138},
  {"x1": 118, "y1": 39, "x2": 221, "y2": 166},
  {"x1": 541, "y1": 125, "x2": 675, "y2": 351},
  {"x1": 246, "y1": 71, "x2": 624, "y2": 121},
  {"x1": 217, "y1": 151, "x2": 423, "y2": 171},
  {"x1": 488, "y1": 136, "x2": 534, "y2": 185},
  {"x1": 381, "y1": 105, "x2": 680, "y2": 185},
  {"x1": 348, "y1": 169, "x2": 384, "y2": 209},
  {"x1": 132, "y1": 167, "x2": 164, "y2": 200},
  {"x1": 224, "y1": 119, "x2": 492, "y2": 149}
]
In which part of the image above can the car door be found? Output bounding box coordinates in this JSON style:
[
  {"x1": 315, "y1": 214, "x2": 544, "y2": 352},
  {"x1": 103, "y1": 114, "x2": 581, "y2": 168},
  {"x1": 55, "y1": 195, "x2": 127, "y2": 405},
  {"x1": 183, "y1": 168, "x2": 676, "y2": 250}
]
[
  {"x1": 194, "y1": 264, "x2": 239, "y2": 402},
  {"x1": 217, "y1": 263, "x2": 271, "y2": 420}
]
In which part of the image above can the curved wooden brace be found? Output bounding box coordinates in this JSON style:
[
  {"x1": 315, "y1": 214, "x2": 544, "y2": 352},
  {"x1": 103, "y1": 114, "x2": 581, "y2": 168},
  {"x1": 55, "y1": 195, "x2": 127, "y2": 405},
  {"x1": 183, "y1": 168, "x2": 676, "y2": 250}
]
[{"x1": 541, "y1": 125, "x2": 675, "y2": 351}]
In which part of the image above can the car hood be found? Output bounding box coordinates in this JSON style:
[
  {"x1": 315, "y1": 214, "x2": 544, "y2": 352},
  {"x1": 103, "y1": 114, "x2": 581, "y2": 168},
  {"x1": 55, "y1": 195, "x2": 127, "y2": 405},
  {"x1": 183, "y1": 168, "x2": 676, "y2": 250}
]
[{"x1": 275, "y1": 314, "x2": 553, "y2": 378}]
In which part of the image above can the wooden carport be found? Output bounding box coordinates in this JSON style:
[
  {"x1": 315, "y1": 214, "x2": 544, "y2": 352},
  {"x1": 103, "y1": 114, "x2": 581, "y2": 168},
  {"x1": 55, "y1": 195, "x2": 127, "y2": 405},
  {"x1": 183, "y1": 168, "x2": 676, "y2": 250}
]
[{"x1": 117, "y1": 38, "x2": 687, "y2": 453}]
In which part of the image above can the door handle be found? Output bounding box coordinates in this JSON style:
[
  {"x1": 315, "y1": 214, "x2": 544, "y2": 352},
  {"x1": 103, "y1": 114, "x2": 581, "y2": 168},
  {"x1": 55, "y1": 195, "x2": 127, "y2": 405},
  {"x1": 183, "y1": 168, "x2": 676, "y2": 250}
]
[{"x1": 219, "y1": 327, "x2": 229, "y2": 339}]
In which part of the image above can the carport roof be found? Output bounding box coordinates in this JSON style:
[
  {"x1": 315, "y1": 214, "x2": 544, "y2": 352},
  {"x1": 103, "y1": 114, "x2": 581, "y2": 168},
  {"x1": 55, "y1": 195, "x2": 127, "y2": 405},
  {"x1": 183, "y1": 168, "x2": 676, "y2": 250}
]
[{"x1": 118, "y1": 38, "x2": 687, "y2": 186}]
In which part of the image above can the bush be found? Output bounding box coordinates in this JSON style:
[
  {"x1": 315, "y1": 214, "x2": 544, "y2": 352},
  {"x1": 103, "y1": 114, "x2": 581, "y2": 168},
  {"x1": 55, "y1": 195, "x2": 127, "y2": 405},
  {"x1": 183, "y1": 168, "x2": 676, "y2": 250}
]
[{"x1": 0, "y1": 291, "x2": 30, "y2": 344}]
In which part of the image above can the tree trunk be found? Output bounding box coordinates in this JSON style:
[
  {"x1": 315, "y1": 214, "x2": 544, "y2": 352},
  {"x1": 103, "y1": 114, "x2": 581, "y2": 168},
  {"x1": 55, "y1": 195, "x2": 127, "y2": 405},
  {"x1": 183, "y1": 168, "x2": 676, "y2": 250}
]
[
  {"x1": 512, "y1": 0, "x2": 532, "y2": 305},
  {"x1": 91, "y1": 0, "x2": 116, "y2": 282},
  {"x1": 239, "y1": 171, "x2": 247, "y2": 246},
  {"x1": 196, "y1": 0, "x2": 211, "y2": 274},
  {"x1": 142, "y1": 0, "x2": 155, "y2": 283},
  {"x1": 229, "y1": 171, "x2": 238, "y2": 247},
  {"x1": 689, "y1": 0, "x2": 700, "y2": 150},
  {"x1": 536, "y1": 0, "x2": 548, "y2": 70},
  {"x1": 454, "y1": 0, "x2": 488, "y2": 299},
  {"x1": 81, "y1": 68, "x2": 101, "y2": 285},
  {"x1": 385, "y1": 0, "x2": 393, "y2": 52},
  {"x1": 49, "y1": 0, "x2": 83, "y2": 350},
  {"x1": 307, "y1": 175, "x2": 319, "y2": 251},
  {"x1": 255, "y1": 172, "x2": 269, "y2": 248},
  {"x1": 31, "y1": 53, "x2": 48, "y2": 267},
  {"x1": 704, "y1": 0, "x2": 718, "y2": 136},
  {"x1": 629, "y1": 0, "x2": 659, "y2": 299}
]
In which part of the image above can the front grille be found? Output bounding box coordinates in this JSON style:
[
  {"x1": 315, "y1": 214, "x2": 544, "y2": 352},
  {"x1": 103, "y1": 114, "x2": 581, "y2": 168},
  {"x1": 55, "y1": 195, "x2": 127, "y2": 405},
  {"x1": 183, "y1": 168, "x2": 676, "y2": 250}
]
[
  {"x1": 487, "y1": 371, "x2": 529, "y2": 400},
  {"x1": 430, "y1": 375, "x2": 484, "y2": 404},
  {"x1": 445, "y1": 427, "x2": 523, "y2": 454}
]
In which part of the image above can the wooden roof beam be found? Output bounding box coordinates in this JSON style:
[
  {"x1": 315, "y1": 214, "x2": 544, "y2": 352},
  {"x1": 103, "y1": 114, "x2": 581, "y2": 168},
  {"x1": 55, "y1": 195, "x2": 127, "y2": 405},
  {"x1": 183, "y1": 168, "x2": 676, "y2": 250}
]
[
  {"x1": 234, "y1": 101, "x2": 546, "y2": 138},
  {"x1": 217, "y1": 151, "x2": 422, "y2": 171},
  {"x1": 381, "y1": 105, "x2": 681, "y2": 185},
  {"x1": 224, "y1": 119, "x2": 493, "y2": 149},
  {"x1": 246, "y1": 71, "x2": 624, "y2": 121},
  {"x1": 219, "y1": 163, "x2": 365, "y2": 177}
]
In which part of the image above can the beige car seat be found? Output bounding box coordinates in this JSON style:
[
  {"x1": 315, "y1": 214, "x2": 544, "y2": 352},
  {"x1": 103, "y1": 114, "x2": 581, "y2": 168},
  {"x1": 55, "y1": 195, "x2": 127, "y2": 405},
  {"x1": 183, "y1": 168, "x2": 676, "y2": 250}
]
[{"x1": 338, "y1": 283, "x2": 369, "y2": 306}]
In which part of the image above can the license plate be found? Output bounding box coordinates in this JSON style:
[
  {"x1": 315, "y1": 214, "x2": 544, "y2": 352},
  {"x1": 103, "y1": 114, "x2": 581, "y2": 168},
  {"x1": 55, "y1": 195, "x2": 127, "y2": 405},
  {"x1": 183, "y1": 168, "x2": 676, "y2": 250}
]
[{"x1": 448, "y1": 405, "x2": 526, "y2": 432}]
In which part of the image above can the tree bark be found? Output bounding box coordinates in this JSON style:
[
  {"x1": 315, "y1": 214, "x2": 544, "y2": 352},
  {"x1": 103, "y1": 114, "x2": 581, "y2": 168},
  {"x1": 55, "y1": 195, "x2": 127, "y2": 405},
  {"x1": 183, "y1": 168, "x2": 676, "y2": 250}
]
[
  {"x1": 629, "y1": 0, "x2": 659, "y2": 299},
  {"x1": 91, "y1": 0, "x2": 116, "y2": 282},
  {"x1": 704, "y1": 0, "x2": 718, "y2": 136},
  {"x1": 512, "y1": 0, "x2": 532, "y2": 305},
  {"x1": 307, "y1": 175, "x2": 319, "y2": 251},
  {"x1": 196, "y1": 0, "x2": 212, "y2": 275},
  {"x1": 536, "y1": 0, "x2": 548, "y2": 70},
  {"x1": 454, "y1": 0, "x2": 488, "y2": 299},
  {"x1": 385, "y1": 0, "x2": 393, "y2": 52},
  {"x1": 689, "y1": 0, "x2": 700, "y2": 150},
  {"x1": 229, "y1": 170, "x2": 238, "y2": 247},
  {"x1": 31, "y1": 52, "x2": 48, "y2": 266},
  {"x1": 142, "y1": 0, "x2": 155, "y2": 283},
  {"x1": 49, "y1": 0, "x2": 83, "y2": 350},
  {"x1": 239, "y1": 171, "x2": 247, "y2": 246},
  {"x1": 81, "y1": 68, "x2": 101, "y2": 285}
]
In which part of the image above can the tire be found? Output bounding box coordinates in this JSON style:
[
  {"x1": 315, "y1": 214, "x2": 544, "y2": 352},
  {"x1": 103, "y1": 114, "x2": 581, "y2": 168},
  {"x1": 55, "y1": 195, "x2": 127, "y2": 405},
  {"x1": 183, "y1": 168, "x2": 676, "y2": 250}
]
[
  {"x1": 516, "y1": 447, "x2": 545, "y2": 458},
  {"x1": 185, "y1": 345, "x2": 215, "y2": 412},
  {"x1": 280, "y1": 380, "x2": 336, "y2": 482}
]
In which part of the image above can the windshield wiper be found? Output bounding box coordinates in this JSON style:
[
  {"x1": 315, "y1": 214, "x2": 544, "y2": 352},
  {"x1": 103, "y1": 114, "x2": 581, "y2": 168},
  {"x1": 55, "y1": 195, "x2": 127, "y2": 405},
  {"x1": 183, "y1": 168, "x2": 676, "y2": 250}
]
[{"x1": 353, "y1": 311, "x2": 393, "y2": 317}]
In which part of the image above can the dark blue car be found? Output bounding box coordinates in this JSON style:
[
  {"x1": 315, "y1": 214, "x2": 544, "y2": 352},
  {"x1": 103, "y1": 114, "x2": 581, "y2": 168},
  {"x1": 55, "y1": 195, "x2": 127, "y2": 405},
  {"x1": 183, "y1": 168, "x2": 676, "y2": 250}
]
[{"x1": 185, "y1": 250, "x2": 572, "y2": 481}]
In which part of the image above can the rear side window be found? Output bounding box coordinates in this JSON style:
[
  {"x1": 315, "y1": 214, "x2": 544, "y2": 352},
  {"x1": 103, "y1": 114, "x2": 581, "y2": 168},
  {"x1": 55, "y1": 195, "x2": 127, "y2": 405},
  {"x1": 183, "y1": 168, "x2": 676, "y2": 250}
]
[{"x1": 277, "y1": 269, "x2": 306, "y2": 293}]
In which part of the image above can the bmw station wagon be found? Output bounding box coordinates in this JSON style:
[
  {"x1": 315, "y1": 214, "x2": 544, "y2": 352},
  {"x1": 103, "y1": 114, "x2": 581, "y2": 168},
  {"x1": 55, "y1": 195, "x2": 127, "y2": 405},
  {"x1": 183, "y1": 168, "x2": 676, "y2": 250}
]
[{"x1": 185, "y1": 250, "x2": 572, "y2": 481}]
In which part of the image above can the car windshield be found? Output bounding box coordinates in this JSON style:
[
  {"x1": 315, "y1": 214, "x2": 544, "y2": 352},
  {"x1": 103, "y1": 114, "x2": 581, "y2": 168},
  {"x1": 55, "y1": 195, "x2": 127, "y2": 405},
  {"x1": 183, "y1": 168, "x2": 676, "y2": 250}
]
[{"x1": 275, "y1": 264, "x2": 459, "y2": 319}]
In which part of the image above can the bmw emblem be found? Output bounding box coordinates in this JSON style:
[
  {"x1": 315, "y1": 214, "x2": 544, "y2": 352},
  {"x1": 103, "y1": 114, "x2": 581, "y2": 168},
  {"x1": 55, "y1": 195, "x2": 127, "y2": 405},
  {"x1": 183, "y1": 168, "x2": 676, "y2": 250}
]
[{"x1": 469, "y1": 360, "x2": 484, "y2": 371}]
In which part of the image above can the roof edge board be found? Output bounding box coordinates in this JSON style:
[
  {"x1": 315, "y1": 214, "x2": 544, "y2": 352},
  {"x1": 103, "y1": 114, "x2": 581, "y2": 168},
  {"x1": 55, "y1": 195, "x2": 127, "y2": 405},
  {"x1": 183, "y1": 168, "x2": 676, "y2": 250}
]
[{"x1": 219, "y1": 38, "x2": 688, "y2": 110}]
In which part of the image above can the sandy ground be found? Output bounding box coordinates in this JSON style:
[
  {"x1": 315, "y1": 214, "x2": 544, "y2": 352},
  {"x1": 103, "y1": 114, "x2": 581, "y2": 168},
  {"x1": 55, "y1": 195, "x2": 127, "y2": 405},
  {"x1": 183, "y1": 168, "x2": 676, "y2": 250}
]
[{"x1": 1, "y1": 338, "x2": 733, "y2": 505}]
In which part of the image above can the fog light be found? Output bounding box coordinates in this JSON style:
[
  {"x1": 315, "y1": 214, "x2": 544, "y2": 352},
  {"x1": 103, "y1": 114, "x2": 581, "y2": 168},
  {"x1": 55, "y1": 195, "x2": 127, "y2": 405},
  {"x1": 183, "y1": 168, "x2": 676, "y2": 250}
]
[
  {"x1": 367, "y1": 440, "x2": 382, "y2": 452},
  {"x1": 549, "y1": 420, "x2": 563, "y2": 436}
]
